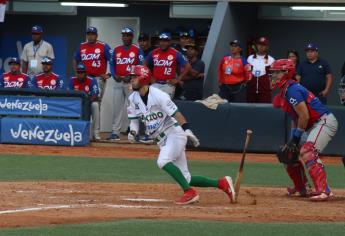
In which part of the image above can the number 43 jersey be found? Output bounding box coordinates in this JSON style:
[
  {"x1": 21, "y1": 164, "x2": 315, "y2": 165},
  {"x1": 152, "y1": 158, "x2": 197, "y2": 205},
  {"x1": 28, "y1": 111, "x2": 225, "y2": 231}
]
[
  {"x1": 74, "y1": 41, "x2": 112, "y2": 77},
  {"x1": 146, "y1": 47, "x2": 188, "y2": 81},
  {"x1": 127, "y1": 86, "x2": 179, "y2": 138}
]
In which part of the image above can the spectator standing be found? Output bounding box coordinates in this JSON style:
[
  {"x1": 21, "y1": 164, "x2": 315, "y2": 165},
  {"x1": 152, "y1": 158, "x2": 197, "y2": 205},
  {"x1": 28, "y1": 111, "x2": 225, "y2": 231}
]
[
  {"x1": 21, "y1": 25, "x2": 55, "y2": 77},
  {"x1": 218, "y1": 40, "x2": 252, "y2": 102},
  {"x1": 181, "y1": 43, "x2": 205, "y2": 101},
  {"x1": 69, "y1": 64, "x2": 100, "y2": 141},
  {"x1": 296, "y1": 43, "x2": 333, "y2": 105},
  {"x1": 287, "y1": 50, "x2": 300, "y2": 67},
  {"x1": 73, "y1": 26, "x2": 112, "y2": 99},
  {"x1": 108, "y1": 27, "x2": 144, "y2": 141},
  {"x1": 138, "y1": 33, "x2": 155, "y2": 58},
  {"x1": 247, "y1": 37, "x2": 275, "y2": 103},
  {"x1": 145, "y1": 32, "x2": 191, "y2": 98},
  {"x1": 32, "y1": 57, "x2": 64, "y2": 90},
  {"x1": 0, "y1": 57, "x2": 34, "y2": 88},
  {"x1": 174, "y1": 31, "x2": 193, "y2": 55}
]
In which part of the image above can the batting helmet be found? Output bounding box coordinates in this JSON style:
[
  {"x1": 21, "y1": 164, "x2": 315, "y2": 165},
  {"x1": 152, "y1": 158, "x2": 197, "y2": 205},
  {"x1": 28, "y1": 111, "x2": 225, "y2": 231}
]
[
  {"x1": 130, "y1": 65, "x2": 151, "y2": 86},
  {"x1": 269, "y1": 59, "x2": 296, "y2": 89}
]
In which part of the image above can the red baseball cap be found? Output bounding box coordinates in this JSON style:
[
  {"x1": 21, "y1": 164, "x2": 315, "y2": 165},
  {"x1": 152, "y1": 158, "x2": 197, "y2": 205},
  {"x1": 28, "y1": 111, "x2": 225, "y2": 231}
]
[{"x1": 257, "y1": 37, "x2": 269, "y2": 46}]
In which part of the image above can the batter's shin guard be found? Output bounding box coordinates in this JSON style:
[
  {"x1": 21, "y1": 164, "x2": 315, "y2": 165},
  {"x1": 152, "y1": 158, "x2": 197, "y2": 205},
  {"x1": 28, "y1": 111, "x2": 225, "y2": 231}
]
[
  {"x1": 285, "y1": 161, "x2": 308, "y2": 194},
  {"x1": 301, "y1": 142, "x2": 328, "y2": 194}
]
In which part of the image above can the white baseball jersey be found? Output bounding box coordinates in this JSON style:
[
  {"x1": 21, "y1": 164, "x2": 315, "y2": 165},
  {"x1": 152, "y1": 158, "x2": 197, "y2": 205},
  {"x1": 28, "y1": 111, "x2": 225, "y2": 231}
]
[
  {"x1": 247, "y1": 54, "x2": 274, "y2": 77},
  {"x1": 127, "y1": 86, "x2": 178, "y2": 138}
]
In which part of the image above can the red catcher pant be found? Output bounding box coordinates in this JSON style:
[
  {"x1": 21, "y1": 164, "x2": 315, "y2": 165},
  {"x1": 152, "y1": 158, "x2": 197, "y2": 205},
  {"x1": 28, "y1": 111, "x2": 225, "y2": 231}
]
[{"x1": 246, "y1": 91, "x2": 272, "y2": 103}]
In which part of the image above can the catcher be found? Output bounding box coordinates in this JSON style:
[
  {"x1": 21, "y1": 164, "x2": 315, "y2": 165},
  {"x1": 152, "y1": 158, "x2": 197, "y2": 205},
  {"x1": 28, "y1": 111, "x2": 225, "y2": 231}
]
[{"x1": 270, "y1": 59, "x2": 338, "y2": 201}]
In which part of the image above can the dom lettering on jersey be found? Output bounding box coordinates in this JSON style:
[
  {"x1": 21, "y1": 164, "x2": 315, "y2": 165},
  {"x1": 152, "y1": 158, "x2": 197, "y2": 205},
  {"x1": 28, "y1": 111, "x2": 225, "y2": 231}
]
[
  {"x1": 81, "y1": 53, "x2": 101, "y2": 60},
  {"x1": 153, "y1": 59, "x2": 173, "y2": 67},
  {"x1": 0, "y1": 118, "x2": 90, "y2": 146},
  {"x1": 0, "y1": 96, "x2": 82, "y2": 118},
  {"x1": 116, "y1": 57, "x2": 135, "y2": 64}
]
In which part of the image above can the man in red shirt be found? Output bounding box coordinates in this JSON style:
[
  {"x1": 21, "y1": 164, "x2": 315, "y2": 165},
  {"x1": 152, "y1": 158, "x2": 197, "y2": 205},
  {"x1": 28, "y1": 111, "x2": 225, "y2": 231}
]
[
  {"x1": 0, "y1": 57, "x2": 33, "y2": 88},
  {"x1": 73, "y1": 27, "x2": 112, "y2": 98},
  {"x1": 32, "y1": 57, "x2": 64, "y2": 90},
  {"x1": 69, "y1": 64, "x2": 100, "y2": 141},
  {"x1": 145, "y1": 32, "x2": 191, "y2": 98},
  {"x1": 108, "y1": 27, "x2": 144, "y2": 141}
]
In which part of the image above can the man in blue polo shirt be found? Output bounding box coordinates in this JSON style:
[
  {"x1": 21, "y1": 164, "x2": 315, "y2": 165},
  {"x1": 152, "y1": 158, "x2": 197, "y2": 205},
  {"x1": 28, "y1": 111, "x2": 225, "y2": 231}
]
[{"x1": 296, "y1": 43, "x2": 333, "y2": 104}]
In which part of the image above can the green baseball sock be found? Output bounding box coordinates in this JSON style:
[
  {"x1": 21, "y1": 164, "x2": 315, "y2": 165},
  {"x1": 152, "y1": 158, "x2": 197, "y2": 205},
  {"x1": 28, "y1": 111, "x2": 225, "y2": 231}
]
[
  {"x1": 162, "y1": 162, "x2": 190, "y2": 192},
  {"x1": 190, "y1": 175, "x2": 219, "y2": 188}
]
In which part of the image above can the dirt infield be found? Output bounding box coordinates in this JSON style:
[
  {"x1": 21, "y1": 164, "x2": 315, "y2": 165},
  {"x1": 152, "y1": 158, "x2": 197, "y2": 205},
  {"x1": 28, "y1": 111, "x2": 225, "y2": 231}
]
[
  {"x1": 1, "y1": 182, "x2": 345, "y2": 228},
  {"x1": 0, "y1": 143, "x2": 344, "y2": 228}
]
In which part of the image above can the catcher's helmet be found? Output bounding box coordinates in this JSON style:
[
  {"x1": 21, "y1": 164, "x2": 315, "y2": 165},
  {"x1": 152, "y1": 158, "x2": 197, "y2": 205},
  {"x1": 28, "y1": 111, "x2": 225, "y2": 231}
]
[
  {"x1": 269, "y1": 59, "x2": 296, "y2": 89},
  {"x1": 130, "y1": 65, "x2": 151, "y2": 86}
]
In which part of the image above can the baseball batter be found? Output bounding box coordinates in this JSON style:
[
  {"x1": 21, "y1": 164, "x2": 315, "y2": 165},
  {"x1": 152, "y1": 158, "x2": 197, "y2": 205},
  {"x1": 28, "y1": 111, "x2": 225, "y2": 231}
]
[
  {"x1": 270, "y1": 59, "x2": 338, "y2": 201},
  {"x1": 127, "y1": 65, "x2": 235, "y2": 205}
]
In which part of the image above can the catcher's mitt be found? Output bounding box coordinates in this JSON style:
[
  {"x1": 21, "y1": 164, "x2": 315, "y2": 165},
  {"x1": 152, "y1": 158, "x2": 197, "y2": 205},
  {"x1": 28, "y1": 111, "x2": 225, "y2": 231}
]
[{"x1": 277, "y1": 143, "x2": 300, "y2": 165}]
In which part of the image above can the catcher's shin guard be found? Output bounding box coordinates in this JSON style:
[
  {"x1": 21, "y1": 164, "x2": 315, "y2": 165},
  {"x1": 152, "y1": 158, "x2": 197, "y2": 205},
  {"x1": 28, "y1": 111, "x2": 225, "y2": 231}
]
[
  {"x1": 300, "y1": 142, "x2": 328, "y2": 194},
  {"x1": 285, "y1": 161, "x2": 309, "y2": 195}
]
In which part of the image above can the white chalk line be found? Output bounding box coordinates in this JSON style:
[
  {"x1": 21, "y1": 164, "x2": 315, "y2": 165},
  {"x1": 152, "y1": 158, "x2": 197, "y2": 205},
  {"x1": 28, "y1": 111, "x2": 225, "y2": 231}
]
[
  {"x1": 0, "y1": 204, "x2": 169, "y2": 215},
  {"x1": 121, "y1": 197, "x2": 169, "y2": 202}
]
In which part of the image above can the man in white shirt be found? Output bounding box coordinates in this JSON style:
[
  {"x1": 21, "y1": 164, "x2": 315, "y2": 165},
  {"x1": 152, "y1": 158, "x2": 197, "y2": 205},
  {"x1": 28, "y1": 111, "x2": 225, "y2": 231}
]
[
  {"x1": 21, "y1": 25, "x2": 55, "y2": 77},
  {"x1": 247, "y1": 37, "x2": 275, "y2": 103}
]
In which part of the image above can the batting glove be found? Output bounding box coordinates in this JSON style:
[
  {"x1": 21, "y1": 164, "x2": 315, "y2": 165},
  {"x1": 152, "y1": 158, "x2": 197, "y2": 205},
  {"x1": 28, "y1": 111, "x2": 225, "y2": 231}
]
[
  {"x1": 128, "y1": 131, "x2": 138, "y2": 143},
  {"x1": 185, "y1": 129, "x2": 200, "y2": 147}
]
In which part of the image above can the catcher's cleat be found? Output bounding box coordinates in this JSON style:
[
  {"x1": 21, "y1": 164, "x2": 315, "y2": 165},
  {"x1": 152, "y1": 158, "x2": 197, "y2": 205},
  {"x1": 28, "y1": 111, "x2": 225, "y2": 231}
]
[
  {"x1": 218, "y1": 176, "x2": 235, "y2": 203},
  {"x1": 310, "y1": 192, "x2": 333, "y2": 202},
  {"x1": 286, "y1": 183, "x2": 312, "y2": 197},
  {"x1": 175, "y1": 188, "x2": 199, "y2": 205}
]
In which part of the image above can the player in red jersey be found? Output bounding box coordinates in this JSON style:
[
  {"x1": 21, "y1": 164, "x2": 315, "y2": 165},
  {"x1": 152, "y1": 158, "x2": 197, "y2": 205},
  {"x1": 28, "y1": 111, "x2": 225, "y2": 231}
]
[
  {"x1": 73, "y1": 26, "x2": 112, "y2": 98},
  {"x1": 145, "y1": 32, "x2": 191, "y2": 98},
  {"x1": 69, "y1": 64, "x2": 101, "y2": 141},
  {"x1": 107, "y1": 27, "x2": 144, "y2": 141},
  {"x1": 32, "y1": 57, "x2": 64, "y2": 90},
  {"x1": 0, "y1": 57, "x2": 33, "y2": 89}
]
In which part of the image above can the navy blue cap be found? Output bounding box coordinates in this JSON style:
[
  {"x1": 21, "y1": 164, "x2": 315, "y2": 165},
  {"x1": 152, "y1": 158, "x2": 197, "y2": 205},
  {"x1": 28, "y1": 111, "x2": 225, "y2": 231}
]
[
  {"x1": 159, "y1": 32, "x2": 171, "y2": 40},
  {"x1": 41, "y1": 57, "x2": 53, "y2": 65},
  {"x1": 305, "y1": 42, "x2": 318, "y2": 51},
  {"x1": 76, "y1": 64, "x2": 87, "y2": 72},
  {"x1": 230, "y1": 39, "x2": 242, "y2": 48},
  {"x1": 121, "y1": 27, "x2": 134, "y2": 35},
  {"x1": 179, "y1": 31, "x2": 190, "y2": 38},
  {"x1": 138, "y1": 33, "x2": 149, "y2": 41},
  {"x1": 8, "y1": 57, "x2": 20, "y2": 65},
  {"x1": 31, "y1": 25, "x2": 43, "y2": 34},
  {"x1": 86, "y1": 26, "x2": 98, "y2": 34}
]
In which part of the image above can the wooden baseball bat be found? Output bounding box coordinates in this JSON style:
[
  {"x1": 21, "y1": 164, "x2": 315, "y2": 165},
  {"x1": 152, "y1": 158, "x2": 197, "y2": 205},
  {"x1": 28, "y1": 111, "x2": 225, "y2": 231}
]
[{"x1": 233, "y1": 129, "x2": 253, "y2": 203}]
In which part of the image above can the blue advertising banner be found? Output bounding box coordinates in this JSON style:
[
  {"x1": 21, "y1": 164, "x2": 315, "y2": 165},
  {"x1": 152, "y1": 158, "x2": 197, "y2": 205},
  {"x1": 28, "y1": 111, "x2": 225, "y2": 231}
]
[
  {"x1": 0, "y1": 95, "x2": 82, "y2": 117},
  {"x1": 0, "y1": 36, "x2": 67, "y2": 79},
  {"x1": 0, "y1": 118, "x2": 90, "y2": 146}
]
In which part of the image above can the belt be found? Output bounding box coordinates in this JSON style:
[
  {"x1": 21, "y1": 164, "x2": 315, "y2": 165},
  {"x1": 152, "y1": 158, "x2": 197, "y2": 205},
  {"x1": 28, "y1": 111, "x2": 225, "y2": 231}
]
[
  {"x1": 155, "y1": 81, "x2": 167, "y2": 85},
  {"x1": 154, "y1": 123, "x2": 179, "y2": 143}
]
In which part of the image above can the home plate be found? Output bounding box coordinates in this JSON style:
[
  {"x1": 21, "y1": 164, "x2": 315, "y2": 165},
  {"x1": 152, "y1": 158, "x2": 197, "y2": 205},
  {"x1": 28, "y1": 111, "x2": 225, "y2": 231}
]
[{"x1": 121, "y1": 197, "x2": 169, "y2": 202}]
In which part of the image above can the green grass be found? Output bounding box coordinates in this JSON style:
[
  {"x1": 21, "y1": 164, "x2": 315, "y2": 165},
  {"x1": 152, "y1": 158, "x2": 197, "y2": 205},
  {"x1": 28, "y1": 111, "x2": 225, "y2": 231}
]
[
  {"x1": 0, "y1": 154, "x2": 344, "y2": 188},
  {"x1": 0, "y1": 220, "x2": 344, "y2": 236}
]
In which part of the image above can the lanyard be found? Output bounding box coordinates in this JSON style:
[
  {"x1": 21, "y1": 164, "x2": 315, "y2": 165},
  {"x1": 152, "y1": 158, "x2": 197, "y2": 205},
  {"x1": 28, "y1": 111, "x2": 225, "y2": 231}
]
[{"x1": 33, "y1": 41, "x2": 43, "y2": 58}]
